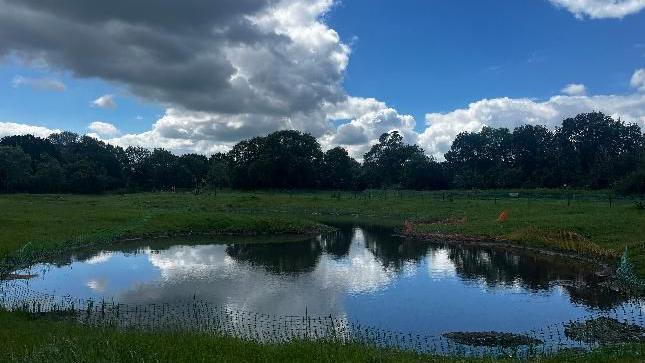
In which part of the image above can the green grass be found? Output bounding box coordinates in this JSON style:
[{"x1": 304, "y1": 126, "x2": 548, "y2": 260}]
[
  {"x1": 1, "y1": 310, "x2": 644, "y2": 363},
  {"x1": 1, "y1": 190, "x2": 644, "y2": 274}
]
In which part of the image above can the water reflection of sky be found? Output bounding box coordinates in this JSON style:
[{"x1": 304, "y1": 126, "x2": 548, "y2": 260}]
[{"x1": 5, "y1": 226, "x2": 622, "y2": 335}]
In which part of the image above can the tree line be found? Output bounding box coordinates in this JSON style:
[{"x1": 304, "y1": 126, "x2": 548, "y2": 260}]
[{"x1": 1, "y1": 112, "x2": 644, "y2": 194}]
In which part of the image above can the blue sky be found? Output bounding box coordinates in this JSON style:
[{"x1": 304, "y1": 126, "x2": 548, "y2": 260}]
[
  {"x1": 0, "y1": 61, "x2": 162, "y2": 135},
  {"x1": 0, "y1": 0, "x2": 644, "y2": 158},
  {"x1": 328, "y1": 0, "x2": 645, "y2": 123}
]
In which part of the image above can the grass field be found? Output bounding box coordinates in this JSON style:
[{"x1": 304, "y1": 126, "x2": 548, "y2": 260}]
[{"x1": 1, "y1": 190, "x2": 645, "y2": 362}]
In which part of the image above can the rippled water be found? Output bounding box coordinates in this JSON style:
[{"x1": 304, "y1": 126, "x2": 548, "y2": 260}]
[{"x1": 1, "y1": 224, "x2": 631, "y2": 336}]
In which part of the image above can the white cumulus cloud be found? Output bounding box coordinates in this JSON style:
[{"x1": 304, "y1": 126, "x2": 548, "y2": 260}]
[
  {"x1": 561, "y1": 83, "x2": 587, "y2": 96},
  {"x1": 103, "y1": 97, "x2": 416, "y2": 159},
  {"x1": 88, "y1": 121, "x2": 120, "y2": 138},
  {"x1": 549, "y1": 0, "x2": 645, "y2": 18},
  {"x1": 631, "y1": 68, "x2": 645, "y2": 92},
  {"x1": 0, "y1": 122, "x2": 60, "y2": 138},
  {"x1": 91, "y1": 94, "x2": 117, "y2": 109}
]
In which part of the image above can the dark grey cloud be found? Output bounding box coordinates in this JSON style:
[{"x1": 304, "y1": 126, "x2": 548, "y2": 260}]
[
  {"x1": 4, "y1": 0, "x2": 269, "y2": 30},
  {"x1": 0, "y1": 0, "x2": 346, "y2": 115},
  {"x1": 153, "y1": 110, "x2": 292, "y2": 143},
  {"x1": 333, "y1": 123, "x2": 368, "y2": 145}
]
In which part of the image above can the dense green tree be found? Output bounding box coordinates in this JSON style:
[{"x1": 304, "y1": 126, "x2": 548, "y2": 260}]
[
  {"x1": 620, "y1": 167, "x2": 645, "y2": 195},
  {"x1": 262, "y1": 130, "x2": 324, "y2": 189},
  {"x1": 511, "y1": 125, "x2": 555, "y2": 186},
  {"x1": 46, "y1": 132, "x2": 79, "y2": 161},
  {"x1": 0, "y1": 146, "x2": 32, "y2": 192},
  {"x1": 401, "y1": 153, "x2": 448, "y2": 190},
  {"x1": 322, "y1": 147, "x2": 360, "y2": 190},
  {"x1": 207, "y1": 153, "x2": 230, "y2": 189},
  {"x1": 64, "y1": 136, "x2": 126, "y2": 191},
  {"x1": 124, "y1": 146, "x2": 152, "y2": 189},
  {"x1": 147, "y1": 149, "x2": 178, "y2": 190},
  {"x1": 617, "y1": 148, "x2": 645, "y2": 195},
  {"x1": 65, "y1": 159, "x2": 109, "y2": 194},
  {"x1": 176, "y1": 154, "x2": 209, "y2": 188},
  {"x1": 0, "y1": 135, "x2": 60, "y2": 164},
  {"x1": 227, "y1": 130, "x2": 323, "y2": 189},
  {"x1": 47, "y1": 131, "x2": 80, "y2": 146},
  {"x1": 228, "y1": 137, "x2": 266, "y2": 189},
  {"x1": 31, "y1": 154, "x2": 65, "y2": 193},
  {"x1": 446, "y1": 129, "x2": 509, "y2": 189},
  {"x1": 363, "y1": 131, "x2": 426, "y2": 188},
  {"x1": 555, "y1": 112, "x2": 644, "y2": 188},
  {"x1": 445, "y1": 113, "x2": 644, "y2": 189},
  {"x1": 446, "y1": 127, "x2": 514, "y2": 188}
]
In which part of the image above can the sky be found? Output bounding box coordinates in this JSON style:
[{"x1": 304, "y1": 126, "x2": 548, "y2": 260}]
[{"x1": 1, "y1": 0, "x2": 644, "y2": 160}]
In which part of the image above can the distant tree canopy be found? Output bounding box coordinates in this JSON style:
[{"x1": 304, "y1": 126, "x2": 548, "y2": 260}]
[
  {"x1": 0, "y1": 112, "x2": 644, "y2": 194},
  {"x1": 446, "y1": 113, "x2": 645, "y2": 190}
]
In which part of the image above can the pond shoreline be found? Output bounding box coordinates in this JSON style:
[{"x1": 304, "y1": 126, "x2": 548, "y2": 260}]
[
  {"x1": 1, "y1": 221, "x2": 619, "y2": 282},
  {"x1": 398, "y1": 231, "x2": 615, "y2": 276},
  {"x1": 0, "y1": 226, "x2": 331, "y2": 281}
]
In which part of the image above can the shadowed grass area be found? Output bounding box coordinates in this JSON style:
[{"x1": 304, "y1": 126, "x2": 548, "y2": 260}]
[{"x1": 1, "y1": 310, "x2": 645, "y2": 363}]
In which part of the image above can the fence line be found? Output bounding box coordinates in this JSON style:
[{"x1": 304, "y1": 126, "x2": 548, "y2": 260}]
[{"x1": 2, "y1": 281, "x2": 644, "y2": 358}]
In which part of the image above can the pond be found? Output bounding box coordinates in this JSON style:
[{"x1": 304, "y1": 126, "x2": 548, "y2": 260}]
[{"x1": 0, "y1": 224, "x2": 636, "y2": 338}]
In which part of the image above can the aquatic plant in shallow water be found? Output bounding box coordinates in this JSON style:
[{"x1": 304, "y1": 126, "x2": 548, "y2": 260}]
[
  {"x1": 564, "y1": 317, "x2": 645, "y2": 345},
  {"x1": 443, "y1": 332, "x2": 541, "y2": 348},
  {"x1": 616, "y1": 248, "x2": 645, "y2": 293}
]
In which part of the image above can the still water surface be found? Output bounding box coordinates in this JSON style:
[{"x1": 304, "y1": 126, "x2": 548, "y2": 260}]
[{"x1": 4, "y1": 224, "x2": 627, "y2": 335}]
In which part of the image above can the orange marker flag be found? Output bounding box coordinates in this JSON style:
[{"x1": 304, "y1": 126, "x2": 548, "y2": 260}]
[{"x1": 497, "y1": 210, "x2": 508, "y2": 222}]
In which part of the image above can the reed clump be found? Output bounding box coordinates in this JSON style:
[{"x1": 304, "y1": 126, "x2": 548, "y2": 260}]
[{"x1": 506, "y1": 225, "x2": 618, "y2": 259}]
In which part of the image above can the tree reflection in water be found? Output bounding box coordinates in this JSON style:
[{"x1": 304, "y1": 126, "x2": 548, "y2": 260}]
[
  {"x1": 18, "y1": 223, "x2": 628, "y2": 310},
  {"x1": 225, "y1": 240, "x2": 322, "y2": 274},
  {"x1": 221, "y1": 224, "x2": 626, "y2": 309}
]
